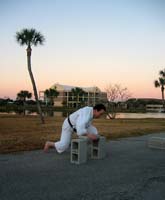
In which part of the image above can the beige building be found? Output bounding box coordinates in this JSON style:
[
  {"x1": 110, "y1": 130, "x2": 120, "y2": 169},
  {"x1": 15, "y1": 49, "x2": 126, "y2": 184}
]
[
  {"x1": 146, "y1": 104, "x2": 164, "y2": 112},
  {"x1": 39, "y1": 83, "x2": 107, "y2": 107}
]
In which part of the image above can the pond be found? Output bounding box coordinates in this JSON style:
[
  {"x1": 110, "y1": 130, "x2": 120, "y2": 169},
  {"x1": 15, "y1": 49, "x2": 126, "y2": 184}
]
[
  {"x1": 116, "y1": 112, "x2": 165, "y2": 119},
  {"x1": 1, "y1": 111, "x2": 165, "y2": 118}
]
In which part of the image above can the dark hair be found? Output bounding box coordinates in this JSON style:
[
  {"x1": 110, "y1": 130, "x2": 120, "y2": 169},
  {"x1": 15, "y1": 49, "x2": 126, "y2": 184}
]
[{"x1": 93, "y1": 104, "x2": 106, "y2": 111}]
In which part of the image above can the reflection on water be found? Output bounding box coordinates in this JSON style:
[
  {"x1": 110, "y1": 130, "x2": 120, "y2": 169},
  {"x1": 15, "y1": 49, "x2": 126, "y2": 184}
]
[
  {"x1": 1, "y1": 111, "x2": 165, "y2": 118},
  {"x1": 0, "y1": 111, "x2": 67, "y2": 117},
  {"x1": 116, "y1": 112, "x2": 165, "y2": 118}
]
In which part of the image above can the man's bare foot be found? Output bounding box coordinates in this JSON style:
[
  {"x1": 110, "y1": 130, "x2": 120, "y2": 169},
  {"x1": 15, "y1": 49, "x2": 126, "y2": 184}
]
[{"x1": 44, "y1": 141, "x2": 50, "y2": 152}]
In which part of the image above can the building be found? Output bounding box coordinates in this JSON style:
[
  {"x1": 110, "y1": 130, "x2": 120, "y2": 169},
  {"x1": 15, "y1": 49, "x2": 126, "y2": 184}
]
[
  {"x1": 39, "y1": 83, "x2": 107, "y2": 107},
  {"x1": 146, "y1": 104, "x2": 164, "y2": 112}
]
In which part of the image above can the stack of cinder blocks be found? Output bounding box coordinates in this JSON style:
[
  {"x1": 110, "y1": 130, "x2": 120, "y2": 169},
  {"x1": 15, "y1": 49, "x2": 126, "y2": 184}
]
[
  {"x1": 91, "y1": 136, "x2": 106, "y2": 159},
  {"x1": 71, "y1": 136, "x2": 106, "y2": 164},
  {"x1": 148, "y1": 137, "x2": 165, "y2": 149},
  {"x1": 71, "y1": 138, "x2": 88, "y2": 164}
]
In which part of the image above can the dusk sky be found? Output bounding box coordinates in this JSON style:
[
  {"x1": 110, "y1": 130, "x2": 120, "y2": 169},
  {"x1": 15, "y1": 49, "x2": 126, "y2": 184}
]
[{"x1": 1, "y1": 0, "x2": 165, "y2": 99}]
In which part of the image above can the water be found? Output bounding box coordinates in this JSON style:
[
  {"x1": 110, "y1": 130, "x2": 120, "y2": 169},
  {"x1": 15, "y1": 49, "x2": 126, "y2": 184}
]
[
  {"x1": 1, "y1": 111, "x2": 165, "y2": 118},
  {"x1": 116, "y1": 112, "x2": 165, "y2": 119}
]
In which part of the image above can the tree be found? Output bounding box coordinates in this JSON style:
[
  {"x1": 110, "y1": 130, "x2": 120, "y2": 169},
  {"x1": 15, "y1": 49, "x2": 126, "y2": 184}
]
[
  {"x1": 17, "y1": 90, "x2": 32, "y2": 101},
  {"x1": 154, "y1": 69, "x2": 165, "y2": 111},
  {"x1": 44, "y1": 88, "x2": 59, "y2": 106},
  {"x1": 105, "y1": 84, "x2": 131, "y2": 119},
  {"x1": 70, "y1": 87, "x2": 86, "y2": 108},
  {"x1": 16, "y1": 90, "x2": 32, "y2": 115},
  {"x1": 16, "y1": 28, "x2": 45, "y2": 123}
]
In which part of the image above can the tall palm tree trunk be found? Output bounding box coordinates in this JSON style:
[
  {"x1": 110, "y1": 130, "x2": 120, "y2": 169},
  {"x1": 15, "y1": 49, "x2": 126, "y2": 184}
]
[
  {"x1": 26, "y1": 47, "x2": 44, "y2": 124},
  {"x1": 161, "y1": 87, "x2": 165, "y2": 112},
  {"x1": 23, "y1": 97, "x2": 26, "y2": 116}
]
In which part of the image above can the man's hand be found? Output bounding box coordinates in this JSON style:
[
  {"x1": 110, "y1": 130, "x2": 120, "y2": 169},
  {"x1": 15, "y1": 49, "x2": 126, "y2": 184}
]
[{"x1": 86, "y1": 133, "x2": 98, "y2": 141}]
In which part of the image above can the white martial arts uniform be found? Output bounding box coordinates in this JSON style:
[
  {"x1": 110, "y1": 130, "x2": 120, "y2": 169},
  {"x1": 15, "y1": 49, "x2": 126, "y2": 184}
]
[{"x1": 55, "y1": 106, "x2": 98, "y2": 153}]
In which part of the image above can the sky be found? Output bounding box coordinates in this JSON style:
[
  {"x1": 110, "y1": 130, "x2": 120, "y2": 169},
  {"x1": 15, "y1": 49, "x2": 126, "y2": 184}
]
[{"x1": 1, "y1": 0, "x2": 165, "y2": 100}]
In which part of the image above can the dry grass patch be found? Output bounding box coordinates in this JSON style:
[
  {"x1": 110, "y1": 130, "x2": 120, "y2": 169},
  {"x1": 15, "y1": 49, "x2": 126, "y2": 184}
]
[
  {"x1": 1, "y1": 115, "x2": 165, "y2": 153},
  {"x1": 0, "y1": 115, "x2": 63, "y2": 153},
  {"x1": 94, "y1": 118, "x2": 165, "y2": 139}
]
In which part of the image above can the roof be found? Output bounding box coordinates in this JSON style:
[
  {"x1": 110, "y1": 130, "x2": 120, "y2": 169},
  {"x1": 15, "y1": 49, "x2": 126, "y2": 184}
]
[{"x1": 51, "y1": 83, "x2": 101, "y2": 92}]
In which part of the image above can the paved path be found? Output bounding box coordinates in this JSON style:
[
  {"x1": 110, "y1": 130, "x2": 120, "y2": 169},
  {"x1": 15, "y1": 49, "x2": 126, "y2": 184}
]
[{"x1": 0, "y1": 133, "x2": 165, "y2": 200}]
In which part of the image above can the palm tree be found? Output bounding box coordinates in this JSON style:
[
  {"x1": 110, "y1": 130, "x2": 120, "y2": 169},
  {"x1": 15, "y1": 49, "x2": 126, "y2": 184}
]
[
  {"x1": 44, "y1": 88, "x2": 59, "y2": 106},
  {"x1": 17, "y1": 90, "x2": 32, "y2": 101},
  {"x1": 15, "y1": 28, "x2": 45, "y2": 123},
  {"x1": 154, "y1": 69, "x2": 165, "y2": 111},
  {"x1": 71, "y1": 87, "x2": 86, "y2": 108},
  {"x1": 16, "y1": 90, "x2": 32, "y2": 115}
]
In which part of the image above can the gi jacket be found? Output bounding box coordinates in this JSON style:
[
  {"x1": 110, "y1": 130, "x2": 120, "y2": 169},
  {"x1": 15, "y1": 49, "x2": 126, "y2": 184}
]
[{"x1": 69, "y1": 106, "x2": 93, "y2": 136}]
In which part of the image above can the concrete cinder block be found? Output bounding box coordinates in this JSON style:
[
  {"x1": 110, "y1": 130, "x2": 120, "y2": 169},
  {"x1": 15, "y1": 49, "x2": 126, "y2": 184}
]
[
  {"x1": 78, "y1": 135, "x2": 92, "y2": 157},
  {"x1": 78, "y1": 135, "x2": 90, "y2": 142},
  {"x1": 148, "y1": 137, "x2": 165, "y2": 149},
  {"x1": 91, "y1": 136, "x2": 106, "y2": 159},
  {"x1": 71, "y1": 139, "x2": 87, "y2": 164}
]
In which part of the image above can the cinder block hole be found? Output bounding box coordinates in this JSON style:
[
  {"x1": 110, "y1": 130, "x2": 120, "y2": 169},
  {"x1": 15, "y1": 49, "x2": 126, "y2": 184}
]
[
  {"x1": 92, "y1": 149, "x2": 98, "y2": 157},
  {"x1": 93, "y1": 140, "x2": 99, "y2": 147},
  {"x1": 72, "y1": 142, "x2": 79, "y2": 150},
  {"x1": 72, "y1": 153, "x2": 78, "y2": 161}
]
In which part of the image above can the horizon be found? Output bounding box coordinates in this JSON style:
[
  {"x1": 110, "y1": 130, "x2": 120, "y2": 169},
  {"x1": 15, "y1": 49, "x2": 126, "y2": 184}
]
[{"x1": 1, "y1": 0, "x2": 165, "y2": 100}]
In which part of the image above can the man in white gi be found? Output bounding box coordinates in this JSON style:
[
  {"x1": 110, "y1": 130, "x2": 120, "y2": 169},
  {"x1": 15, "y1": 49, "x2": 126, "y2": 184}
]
[{"x1": 44, "y1": 104, "x2": 106, "y2": 153}]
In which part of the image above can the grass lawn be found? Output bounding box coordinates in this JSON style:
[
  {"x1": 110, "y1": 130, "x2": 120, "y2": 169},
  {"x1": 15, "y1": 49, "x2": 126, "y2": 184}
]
[{"x1": 0, "y1": 114, "x2": 165, "y2": 153}]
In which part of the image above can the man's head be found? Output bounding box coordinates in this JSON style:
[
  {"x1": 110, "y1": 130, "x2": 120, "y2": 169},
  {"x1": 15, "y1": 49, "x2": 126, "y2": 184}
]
[{"x1": 93, "y1": 104, "x2": 106, "y2": 118}]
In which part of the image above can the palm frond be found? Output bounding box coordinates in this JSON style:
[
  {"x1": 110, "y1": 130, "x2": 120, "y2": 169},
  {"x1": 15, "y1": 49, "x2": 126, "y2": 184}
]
[
  {"x1": 15, "y1": 28, "x2": 45, "y2": 47},
  {"x1": 159, "y1": 77, "x2": 165, "y2": 86},
  {"x1": 154, "y1": 80, "x2": 160, "y2": 88},
  {"x1": 159, "y1": 69, "x2": 165, "y2": 77}
]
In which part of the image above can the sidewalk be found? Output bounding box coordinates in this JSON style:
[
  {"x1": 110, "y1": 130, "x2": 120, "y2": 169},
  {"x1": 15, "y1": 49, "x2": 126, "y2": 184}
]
[{"x1": 0, "y1": 133, "x2": 165, "y2": 200}]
